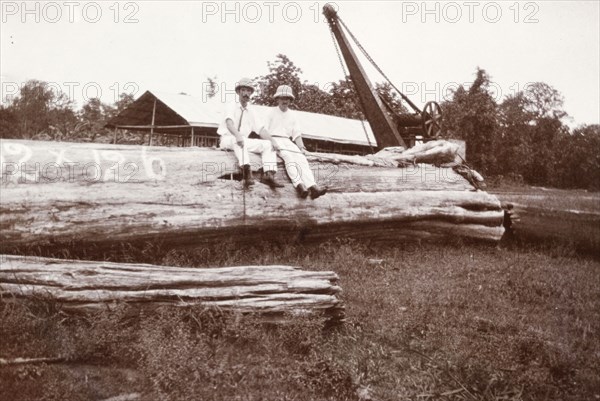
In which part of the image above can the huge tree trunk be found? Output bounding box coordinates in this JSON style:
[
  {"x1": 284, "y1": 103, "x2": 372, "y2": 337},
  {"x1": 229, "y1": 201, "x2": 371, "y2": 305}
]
[
  {"x1": 0, "y1": 139, "x2": 504, "y2": 255},
  {"x1": 0, "y1": 255, "x2": 344, "y2": 323}
]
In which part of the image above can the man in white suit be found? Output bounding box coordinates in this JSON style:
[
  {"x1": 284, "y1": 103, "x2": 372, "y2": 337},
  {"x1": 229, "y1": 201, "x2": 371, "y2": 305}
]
[
  {"x1": 217, "y1": 77, "x2": 283, "y2": 189},
  {"x1": 265, "y1": 85, "x2": 327, "y2": 199}
]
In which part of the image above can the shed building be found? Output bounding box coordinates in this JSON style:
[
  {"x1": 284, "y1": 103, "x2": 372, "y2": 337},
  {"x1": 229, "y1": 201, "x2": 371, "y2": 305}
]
[{"x1": 105, "y1": 90, "x2": 378, "y2": 155}]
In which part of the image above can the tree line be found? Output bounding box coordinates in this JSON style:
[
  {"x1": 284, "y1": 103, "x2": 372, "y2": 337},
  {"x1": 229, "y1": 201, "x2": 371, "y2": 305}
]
[
  {"x1": 1, "y1": 54, "x2": 598, "y2": 190},
  {"x1": 0, "y1": 80, "x2": 138, "y2": 144}
]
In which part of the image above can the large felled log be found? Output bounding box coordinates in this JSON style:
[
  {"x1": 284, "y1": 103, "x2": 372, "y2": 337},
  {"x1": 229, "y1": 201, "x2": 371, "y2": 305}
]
[
  {"x1": 492, "y1": 189, "x2": 600, "y2": 253},
  {"x1": 0, "y1": 255, "x2": 344, "y2": 322},
  {"x1": 0, "y1": 139, "x2": 505, "y2": 253}
]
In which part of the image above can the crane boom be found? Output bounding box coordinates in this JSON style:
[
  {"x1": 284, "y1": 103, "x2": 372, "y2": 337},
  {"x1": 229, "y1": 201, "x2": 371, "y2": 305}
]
[{"x1": 323, "y1": 4, "x2": 406, "y2": 149}]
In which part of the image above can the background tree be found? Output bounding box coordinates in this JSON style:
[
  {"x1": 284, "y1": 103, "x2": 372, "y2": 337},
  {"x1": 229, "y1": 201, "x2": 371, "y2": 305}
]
[
  {"x1": 254, "y1": 55, "x2": 413, "y2": 121},
  {"x1": 295, "y1": 83, "x2": 335, "y2": 115},
  {"x1": 79, "y1": 98, "x2": 114, "y2": 142},
  {"x1": 498, "y1": 82, "x2": 569, "y2": 184},
  {"x1": 376, "y1": 82, "x2": 410, "y2": 122},
  {"x1": 497, "y1": 92, "x2": 535, "y2": 180},
  {"x1": 48, "y1": 95, "x2": 78, "y2": 141},
  {"x1": 554, "y1": 124, "x2": 600, "y2": 190},
  {"x1": 254, "y1": 54, "x2": 303, "y2": 106},
  {"x1": 205, "y1": 76, "x2": 219, "y2": 99},
  {"x1": 1, "y1": 80, "x2": 78, "y2": 140},
  {"x1": 326, "y1": 78, "x2": 363, "y2": 119},
  {"x1": 113, "y1": 93, "x2": 135, "y2": 113},
  {"x1": 254, "y1": 55, "x2": 369, "y2": 119},
  {"x1": 523, "y1": 82, "x2": 567, "y2": 120},
  {"x1": 0, "y1": 105, "x2": 19, "y2": 138},
  {"x1": 5, "y1": 80, "x2": 77, "y2": 139},
  {"x1": 11, "y1": 80, "x2": 54, "y2": 138},
  {"x1": 442, "y1": 68, "x2": 500, "y2": 174}
]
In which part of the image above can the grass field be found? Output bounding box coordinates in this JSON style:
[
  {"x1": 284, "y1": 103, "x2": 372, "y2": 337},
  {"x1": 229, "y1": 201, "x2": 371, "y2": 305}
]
[{"x1": 1, "y1": 236, "x2": 599, "y2": 401}]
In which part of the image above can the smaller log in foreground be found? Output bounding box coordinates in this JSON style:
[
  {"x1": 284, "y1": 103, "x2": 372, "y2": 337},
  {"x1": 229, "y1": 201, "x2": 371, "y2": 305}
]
[{"x1": 0, "y1": 255, "x2": 344, "y2": 324}]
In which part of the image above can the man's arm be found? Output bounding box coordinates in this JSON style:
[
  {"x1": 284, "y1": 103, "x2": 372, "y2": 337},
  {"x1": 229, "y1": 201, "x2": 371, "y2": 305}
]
[
  {"x1": 225, "y1": 118, "x2": 245, "y2": 147},
  {"x1": 258, "y1": 127, "x2": 280, "y2": 151},
  {"x1": 294, "y1": 136, "x2": 307, "y2": 154},
  {"x1": 290, "y1": 116, "x2": 306, "y2": 154},
  {"x1": 255, "y1": 111, "x2": 279, "y2": 151}
]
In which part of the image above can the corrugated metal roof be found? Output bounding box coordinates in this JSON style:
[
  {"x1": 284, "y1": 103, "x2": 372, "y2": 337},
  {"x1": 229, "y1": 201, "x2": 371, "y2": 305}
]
[{"x1": 151, "y1": 90, "x2": 378, "y2": 147}]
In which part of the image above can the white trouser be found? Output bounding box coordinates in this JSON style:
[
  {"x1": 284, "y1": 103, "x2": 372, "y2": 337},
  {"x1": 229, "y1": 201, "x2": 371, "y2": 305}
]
[
  {"x1": 272, "y1": 137, "x2": 316, "y2": 188},
  {"x1": 219, "y1": 134, "x2": 277, "y2": 172}
]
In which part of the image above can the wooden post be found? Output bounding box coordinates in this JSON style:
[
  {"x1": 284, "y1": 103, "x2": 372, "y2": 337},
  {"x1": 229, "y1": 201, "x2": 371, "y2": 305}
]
[
  {"x1": 149, "y1": 99, "x2": 157, "y2": 146},
  {"x1": 191, "y1": 127, "x2": 195, "y2": 147},
  {"x1": 113, "y1": 128, "x2": 118, "y2": 144}
]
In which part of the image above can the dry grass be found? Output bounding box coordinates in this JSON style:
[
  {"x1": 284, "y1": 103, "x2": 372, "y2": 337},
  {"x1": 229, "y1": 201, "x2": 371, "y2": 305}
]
[{"x1": 1, "y1": 238, "x2": 599, "y2": 401}]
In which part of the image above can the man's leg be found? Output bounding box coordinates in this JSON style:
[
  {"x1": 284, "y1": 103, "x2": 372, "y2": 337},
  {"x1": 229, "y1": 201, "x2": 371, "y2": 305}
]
[
  {"x1": 272, "y1": 138, "x2": 308, "y2": 198},
  {"x1": 220, "y1": 135, "x2": 254, "y2": 186},
  {"x1": 295, "y1": 154, "x2": 316, "y2": 188},
  {"x1": 275, "y1": 138, "x2": 317, "y2": 188},
  {"x1": 245, "y1": 139, "x2": 276, "y2": 172},
  {"x1": 273, "y1": 138, "x2": 302, "y2": 186},
  {"x1": 279, "y1": 151, "x2": 303, "y2": 186},
  {"x1": 282, "y1": 144, "x2": 325, "y2": 199},
  {"x1": 245, "y1": 138, "x2": 283, "y2": 188}
]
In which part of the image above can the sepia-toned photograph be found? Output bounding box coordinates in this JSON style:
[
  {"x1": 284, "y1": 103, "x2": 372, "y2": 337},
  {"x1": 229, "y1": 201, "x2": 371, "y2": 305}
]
[{"x1": 1, "y1": 1, "x2": 599, "y2": 400}]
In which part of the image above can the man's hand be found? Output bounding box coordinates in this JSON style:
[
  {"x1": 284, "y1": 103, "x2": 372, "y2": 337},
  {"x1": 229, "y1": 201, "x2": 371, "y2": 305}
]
[
  {"x1": 236, "y1": 136, "x2": 244, "y2": 147},
  {"x1": 271, "y1": 141, "x2": 280, "y2": 152},
  {"x1": 300, "y1": 146, "x2": 307, "y2": 155}
]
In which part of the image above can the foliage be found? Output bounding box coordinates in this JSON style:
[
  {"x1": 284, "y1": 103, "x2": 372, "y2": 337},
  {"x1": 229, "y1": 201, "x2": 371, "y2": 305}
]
[
  {"x1": 205, "y1": 76, "x2": 219, "y2": 99},
  {"x1": 78, "y1": 98, "x2": 113, "y2": 142},
  {"x1": 0, "y1": 80, "x2": 136, "y2": 143},
  {"x1": 522, "y1": 82, "x2": 568, "y2": 120},
  {"x1": 113, "y1": 92, "x2": 135, "y2": 113},
  {"x1": 0, "y1": 105, "x2": 18, "y2": 138},
  {"x1": 441, "y1": 70, "x2": 596, "y2": 190},
  {"x1": 0, "y1": 80, "x2": 78, "y2": 140},
  {"x1": 553, "y1": 124, "x2": 600, "y2": 190},
  {"x1": 376, "y1": 82, "x2": 410, "y2": 116},
  {"x1": 253, "y1": 54, "x2": 304, "y2": 107},
  {"x1": 442, "y1": 68, "x2": 500, "y2": 174},
  {"x1": 496, "y1": 82, "x2": 571, "y2": 185},
  {"x1": 254, "y1": 55, "x2": 415, "y2": 123},
  {"x1": 321, "y1": 78, "x2": 361, "y2": 119}
]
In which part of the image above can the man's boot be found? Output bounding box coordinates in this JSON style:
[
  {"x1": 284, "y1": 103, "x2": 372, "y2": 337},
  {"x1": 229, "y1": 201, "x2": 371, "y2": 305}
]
[
  {"x1": 295, "y1": 183, "x2": 309, "y2": 199},
  {"x1": 241, "y1": 164, "x2": 255, "y2": 188},
  {"x1": 261, "y1": 170, "x2": 284, "y2": 189},
  {"x1": 308, "y1": 185, "x2": 327, "y2": 200}
]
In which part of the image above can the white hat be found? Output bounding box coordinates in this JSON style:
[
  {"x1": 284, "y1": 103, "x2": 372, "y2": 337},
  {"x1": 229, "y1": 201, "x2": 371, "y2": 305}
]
[
  {"x1": 235, "y1": 77, "x2": 254, "y2": 92},
  {"x1": 273, "y1": 85, "x2": 295, "y2": 100}
]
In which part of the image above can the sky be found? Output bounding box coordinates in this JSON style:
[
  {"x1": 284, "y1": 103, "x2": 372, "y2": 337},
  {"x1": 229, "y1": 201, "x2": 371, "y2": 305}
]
[{"x1": 1, "y1": 0, "x2": 599, "y2": 128}]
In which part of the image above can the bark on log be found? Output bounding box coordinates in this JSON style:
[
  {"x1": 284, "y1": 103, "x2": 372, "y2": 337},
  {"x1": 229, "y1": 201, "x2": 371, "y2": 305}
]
[
  {"x1": 0, "y1": 139, "x2": 505, "y2": 253},
  {"x1": 0, "y1": 255, "x2": 344, "y2": 322}
]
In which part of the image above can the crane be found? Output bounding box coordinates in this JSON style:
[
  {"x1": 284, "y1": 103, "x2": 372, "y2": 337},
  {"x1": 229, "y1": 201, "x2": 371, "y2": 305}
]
[{"x1": 323, "y1": 4, "x2": 443, "y2": 150}]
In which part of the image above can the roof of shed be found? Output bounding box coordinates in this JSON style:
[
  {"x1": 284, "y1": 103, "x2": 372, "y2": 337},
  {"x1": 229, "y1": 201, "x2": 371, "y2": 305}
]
[{"x1": 106, "y1": 90, "x2": 377, "y2": 146}]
